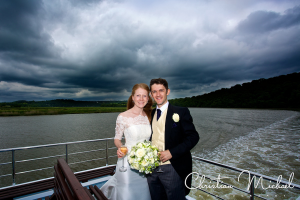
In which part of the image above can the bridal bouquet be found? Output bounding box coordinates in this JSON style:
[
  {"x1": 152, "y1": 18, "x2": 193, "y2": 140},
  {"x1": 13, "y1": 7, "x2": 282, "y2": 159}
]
[{"x1": 128, "y1": 140, "x2": 160, "y2": 174}]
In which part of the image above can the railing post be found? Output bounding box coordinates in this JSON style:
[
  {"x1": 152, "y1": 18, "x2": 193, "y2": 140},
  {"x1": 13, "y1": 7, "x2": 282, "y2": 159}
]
[
  {"x1": 12, "y1": 150, "x2": 15, "y2": 186},
  {"x1": 106, "y1": 140, "x2": 108, "y2": 166},
  {"x1": 66, "y1": 144, "x2": 68, "y2": 163},
  {"x1": 249, "y1": 174, "x2": 254, "y2": 200}
]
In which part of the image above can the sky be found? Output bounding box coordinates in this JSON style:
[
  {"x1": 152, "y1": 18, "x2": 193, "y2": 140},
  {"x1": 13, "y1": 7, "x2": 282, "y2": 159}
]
[{"x1": 0, "y1": 0, "x2": 299, "y2": 102}]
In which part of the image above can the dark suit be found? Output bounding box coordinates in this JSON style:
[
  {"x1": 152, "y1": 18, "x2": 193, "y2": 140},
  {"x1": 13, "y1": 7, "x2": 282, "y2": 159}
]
[{"x1": 148, "y1": 104, "x2": 199, "y2": 197}]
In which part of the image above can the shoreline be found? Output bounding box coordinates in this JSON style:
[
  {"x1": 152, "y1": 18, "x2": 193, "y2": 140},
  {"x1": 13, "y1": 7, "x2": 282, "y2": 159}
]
[
  {"x1": 1, "y1": 107, "x2": 299, "y2": 117},
  {"x1": 0, "y1": 107, "x2": 127, "y2": 116}
]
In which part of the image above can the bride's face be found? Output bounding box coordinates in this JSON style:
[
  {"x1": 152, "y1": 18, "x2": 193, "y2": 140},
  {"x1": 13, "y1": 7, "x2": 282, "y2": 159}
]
[{"x1": 132, "y1": 88, "x2": 149, "y2": 109}]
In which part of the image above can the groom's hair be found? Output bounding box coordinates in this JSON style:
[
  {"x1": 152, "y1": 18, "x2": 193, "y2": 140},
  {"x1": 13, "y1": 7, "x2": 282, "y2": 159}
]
[{"x1": 150, "y1": 78, "x2": 169, "y2": 91}]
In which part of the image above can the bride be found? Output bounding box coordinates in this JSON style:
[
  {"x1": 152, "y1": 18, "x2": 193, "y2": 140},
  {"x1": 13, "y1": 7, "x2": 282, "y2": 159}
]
[{"x1": 100, "y1": 83, "x2": 153, "y2": 200}]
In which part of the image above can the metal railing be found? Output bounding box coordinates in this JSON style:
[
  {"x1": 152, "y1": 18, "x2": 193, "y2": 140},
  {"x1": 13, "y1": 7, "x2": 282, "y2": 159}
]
[
  {"x1": 0, "y1": 138, "x2": 117, "y2": 186},
  {"x1": 191, "y1": 156, "x2": 300, "y2": 200},
  {"x1": 1, "y1": 141, "x2": 299, "y2": 199}
]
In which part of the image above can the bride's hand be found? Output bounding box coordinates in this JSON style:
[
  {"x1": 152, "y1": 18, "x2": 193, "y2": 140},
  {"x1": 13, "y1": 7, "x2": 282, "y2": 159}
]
[{"x1": 117, "y1": 148, "x2": 125, "y2": 158}]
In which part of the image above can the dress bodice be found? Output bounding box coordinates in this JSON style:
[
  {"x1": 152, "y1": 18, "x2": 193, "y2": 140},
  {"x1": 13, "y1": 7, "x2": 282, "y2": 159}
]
[
  {"x1": 101, "y1": 114, "x2": 152, "y2": 200},
  {"x1": 114, "y1": 115, "x2": 151, "y2": 150}
]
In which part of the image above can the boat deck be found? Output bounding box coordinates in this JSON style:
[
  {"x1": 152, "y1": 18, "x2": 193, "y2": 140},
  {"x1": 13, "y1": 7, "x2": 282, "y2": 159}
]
[
  {"x1": 0, "y1": 165, "x2": 115, "y2": 200},
  {"x1": 15, "y1": 176, "x2": 111, "y2": 200},
  {"x1": 12, "y1": 174, "x2": 196, "y2": 200}
]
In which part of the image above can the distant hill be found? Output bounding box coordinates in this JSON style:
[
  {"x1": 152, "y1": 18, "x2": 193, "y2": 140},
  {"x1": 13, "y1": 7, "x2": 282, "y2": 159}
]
[
  {"x1": 2, "y1": 72, "x2": 299, "y2": 109},
  {"x1": 0, "y1": 99, "x2": 127, "y2": 108},
  {"x1": 169, "y1": 72, "x2": 300, "y2": 109}
]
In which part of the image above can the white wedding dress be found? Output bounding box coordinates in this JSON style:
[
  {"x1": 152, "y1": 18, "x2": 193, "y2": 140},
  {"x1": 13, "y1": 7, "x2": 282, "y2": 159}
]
[{"x1": 100, "y1": 114, "x2": 152, "y2": 200}]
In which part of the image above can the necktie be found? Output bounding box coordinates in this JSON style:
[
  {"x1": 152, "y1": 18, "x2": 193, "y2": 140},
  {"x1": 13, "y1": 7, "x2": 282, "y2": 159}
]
[{"x1": 157, "y1": 109, "x2": 161, "y2": 121}]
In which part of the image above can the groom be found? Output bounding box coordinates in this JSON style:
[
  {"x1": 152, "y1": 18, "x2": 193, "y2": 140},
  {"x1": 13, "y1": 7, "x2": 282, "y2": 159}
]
[{"x1": 147, "y1": 78, "x2": 199, "y2": 200}]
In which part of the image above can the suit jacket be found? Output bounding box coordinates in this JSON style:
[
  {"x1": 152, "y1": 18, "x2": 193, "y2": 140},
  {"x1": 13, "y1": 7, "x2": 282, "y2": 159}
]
[{"x1": 150, "y1": 104, "x2": 199, "y2": 195}]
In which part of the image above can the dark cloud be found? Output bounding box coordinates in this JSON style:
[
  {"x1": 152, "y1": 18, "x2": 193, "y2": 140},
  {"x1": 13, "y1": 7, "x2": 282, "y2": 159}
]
[
  {"x1": 0, "y1": 0, "x2": 299, "y2": 102},
  {"x1": 237, "y1": 6, "x2": 300, "y2": 34},
  {"x1": 0, "y1": 0, "x2": 63, "y2": 93},
  {"x1": 0, "y1": 0, "x2": 58, "y2": 57}
]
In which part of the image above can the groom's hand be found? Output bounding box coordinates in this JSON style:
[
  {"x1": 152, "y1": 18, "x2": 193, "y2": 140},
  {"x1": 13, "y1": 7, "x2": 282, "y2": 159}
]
[{"x1": 160, "y1": 150, "x2": 172, "y2": 162}]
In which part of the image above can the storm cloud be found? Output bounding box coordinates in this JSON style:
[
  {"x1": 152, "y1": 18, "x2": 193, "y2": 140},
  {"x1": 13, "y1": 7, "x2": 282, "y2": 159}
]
[{"x1": 0, "y1": 0, "x2": 299, "y2": 101}]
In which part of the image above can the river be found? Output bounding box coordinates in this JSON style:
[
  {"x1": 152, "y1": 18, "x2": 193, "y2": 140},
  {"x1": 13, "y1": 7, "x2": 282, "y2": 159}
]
[{"x1": 0, "y1": 108, "x2": 299, "y2": 199}]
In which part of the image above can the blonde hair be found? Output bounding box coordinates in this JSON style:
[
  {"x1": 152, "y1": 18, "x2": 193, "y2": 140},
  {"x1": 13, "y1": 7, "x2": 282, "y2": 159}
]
[{"x1": 127, "y1": 83, "x2": 153, "y2": 122}]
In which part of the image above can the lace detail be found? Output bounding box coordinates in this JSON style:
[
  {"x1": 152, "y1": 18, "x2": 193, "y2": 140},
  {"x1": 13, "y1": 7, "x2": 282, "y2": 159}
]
[
  {"x1": 102, "y1": 114, "x2": 152, "y2": 200},
  {"x1": 114, "y1": 115, "x2": 150, "y2": 140}
]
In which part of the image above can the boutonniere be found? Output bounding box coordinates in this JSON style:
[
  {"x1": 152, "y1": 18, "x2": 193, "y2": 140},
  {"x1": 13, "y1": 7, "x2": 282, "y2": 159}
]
[{"x1": 172, "y1": 113, "x2": 180, "y2": 123}]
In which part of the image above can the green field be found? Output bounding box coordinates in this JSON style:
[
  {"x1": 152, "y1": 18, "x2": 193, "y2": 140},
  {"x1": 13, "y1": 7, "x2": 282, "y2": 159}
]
[{"x1": 0, "y1": 107, "x2": 127, "y2": 116}]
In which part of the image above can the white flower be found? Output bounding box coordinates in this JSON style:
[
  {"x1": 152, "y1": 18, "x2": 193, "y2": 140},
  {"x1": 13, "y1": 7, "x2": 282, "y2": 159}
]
[
  {"x1": 130, "y1": 151, "x2": 135, "y2": 156},
  {"x1": 132, "y1": 163, "x2": 140, "y2": 169},
  {"x1": 136, "y1": 149, "x2": 145, "y2": 158},
  {"x1": 128, "y1": 140, "x2": 160, "y2": 174},
  {"x1": 149, "y1": 158, "x2": 154, "y2": 164},
  {"x1": 172, "y1": 113, "x2": 180, "y2": 122},
  {"x1": 137, "y1": 143, "x2": 143, "y2": 148},
  {"x1": 141, "y1": 160, "x2": 148, "y2": 166},
  {"x1": 128, "y1": 157, "x2": 133, "y2": 164},
  {"x1": 147, "y1": 152, "x2": 153, "y2": 158}
]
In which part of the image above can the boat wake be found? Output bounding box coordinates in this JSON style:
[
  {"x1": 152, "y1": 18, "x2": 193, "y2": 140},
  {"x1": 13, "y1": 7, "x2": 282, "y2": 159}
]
[{"x1": 191, "y1": 113, "x2": 300, "y2": 199}]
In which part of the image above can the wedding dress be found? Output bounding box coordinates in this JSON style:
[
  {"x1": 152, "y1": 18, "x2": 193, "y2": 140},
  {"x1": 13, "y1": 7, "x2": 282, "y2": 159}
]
[{"x1": 100, "y1": 115, "x2": 152, "y2": 200}]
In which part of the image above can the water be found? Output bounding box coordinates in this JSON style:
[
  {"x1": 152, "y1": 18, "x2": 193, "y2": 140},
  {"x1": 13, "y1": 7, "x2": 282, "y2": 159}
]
[
  {"x1": 0, "y1": 113, "x2": 119, "y2": 148},
  {"x1": 0, "y1": 108, "x2": 299, "y2": 199},
  {"x1": 189, "y1": 108, "x2": 300, "y2": 199}
]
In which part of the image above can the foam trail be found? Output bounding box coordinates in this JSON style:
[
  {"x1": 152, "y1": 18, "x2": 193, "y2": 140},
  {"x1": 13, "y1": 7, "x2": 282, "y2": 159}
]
[{"x1": 191, "y1": 114, "x2": 300, "y2": 199}]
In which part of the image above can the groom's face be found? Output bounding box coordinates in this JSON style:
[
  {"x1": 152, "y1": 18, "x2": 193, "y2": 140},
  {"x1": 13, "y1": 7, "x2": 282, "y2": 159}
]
[{"x1": 150, "y1": 84, "x2": 170, "y2": 108}]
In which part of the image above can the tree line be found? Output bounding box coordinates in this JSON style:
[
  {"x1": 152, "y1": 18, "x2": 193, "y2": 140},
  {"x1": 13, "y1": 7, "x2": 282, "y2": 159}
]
[
  {"x1": 1, "y1": 72, "x2": 299, "y2": 109},
  {"x1": 0, "y1": 99, "x2": 127, "y2": 108},
  {"x1": 169, "y1": 72, "x2": 300, "y2": 109}
]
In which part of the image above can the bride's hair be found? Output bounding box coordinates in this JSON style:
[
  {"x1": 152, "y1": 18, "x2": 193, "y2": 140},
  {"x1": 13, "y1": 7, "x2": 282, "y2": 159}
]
[{"x1": 127, "y1": 83, "x2": 153, "y2": 122}]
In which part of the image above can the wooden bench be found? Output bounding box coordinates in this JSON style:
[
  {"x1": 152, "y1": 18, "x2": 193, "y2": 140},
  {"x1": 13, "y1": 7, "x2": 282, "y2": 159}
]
[
  {"x1": 0, "y1": 160, "x2": 114, "y2": 200},
  {"x1": 53, "y1": 158, "x2": 109, "y2": 200},
  {"x1": 53, "y1": 158, "x2": 93, "y2": 199},
  {"x1": 89, "y1": 185, "x2": 109, "y2": 200}
]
